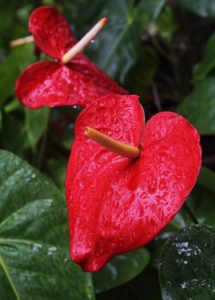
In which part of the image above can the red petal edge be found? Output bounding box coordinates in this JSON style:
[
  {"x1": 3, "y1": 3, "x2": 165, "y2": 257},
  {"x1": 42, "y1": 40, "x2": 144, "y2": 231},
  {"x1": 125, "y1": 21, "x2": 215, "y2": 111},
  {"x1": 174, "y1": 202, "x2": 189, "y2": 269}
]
[
  {"x1": 29, "y1": 6, "x2": 76, "y2": 59},
  {"x1": 66, "y1": 99, "x2": 201, "y2": 272}
]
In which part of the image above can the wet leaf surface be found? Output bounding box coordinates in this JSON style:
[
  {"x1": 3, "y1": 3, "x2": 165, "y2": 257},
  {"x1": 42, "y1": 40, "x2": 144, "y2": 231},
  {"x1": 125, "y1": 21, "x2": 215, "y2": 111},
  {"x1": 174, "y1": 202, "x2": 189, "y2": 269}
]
[
  {"x1": 0, "y1": 150, "x2": 94, "y2": 300},
  {"x1": 159, "y1": 225, "x2": 215, "y2": 300}
]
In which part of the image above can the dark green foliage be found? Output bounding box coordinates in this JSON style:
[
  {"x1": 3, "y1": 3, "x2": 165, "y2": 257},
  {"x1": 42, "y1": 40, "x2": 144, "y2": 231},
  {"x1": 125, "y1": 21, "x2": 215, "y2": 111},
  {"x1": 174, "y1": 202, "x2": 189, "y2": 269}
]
[
  {"x1": 159, "y1": 225, "x2": 215, "y2": 300},
  {"x1": 178, "y1": 0, "x2": 215, "y2": 18},
  {"x1": 178, "y1": 78, "x2": 215, "y2": 135},
  {"x1": 0, "y1": 150, "x2": 94, "y2": 300}
]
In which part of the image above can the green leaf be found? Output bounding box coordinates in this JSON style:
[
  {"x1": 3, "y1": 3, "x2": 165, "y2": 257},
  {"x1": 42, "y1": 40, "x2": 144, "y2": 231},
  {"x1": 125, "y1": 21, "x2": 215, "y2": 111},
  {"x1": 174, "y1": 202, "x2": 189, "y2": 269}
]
[
  {"x1": 198, "y1": 166, "x2": 215, "y2": 193},
  {"x1": 189, "y1": 185, "x2": 215, "y2": 226},
  {"x1": 25, "y1": 107, "x2": 50, "y2": 146},
  {"x1": 0, "y1": 44, "x2": 35, "y2": 101},
  {"x1": 4, "y1": 98, "x2": 21, "y2": 113},
  {"x1": 60, "y1": 0, "x2": 107, "y2": 33},
  {"x1": 124, "y1": 46, "x2": 158, "y2": 95},
  {"x1": 194, "y1": 32, "x2": 215, "y2": 82},
  {"x1": 88, "y1": 0, "x2": 165, "y2": 82},
  {"x1": 0, "y1": 150, "x2": 94, "y2": 300},
  {"x1": 47, "y1": 157, "x2": 67, "y2": 191},
  {"x1": 93, "y1": 248, "x2": 150, "y2": 293},
  {"x1": 0, "y1": 110, "x2": 2, "y2": 131},
  {"x1": 178, "y1": 77, "x2": 215, "y2": 135},
  {"x1": 159, "y1": 225, "x2": 215, "y2": 300},
  {"x1": 2, "y1": 113, "x2": 30, "y2": 155},
  {"x1": 178, "y1": 0, "x2": 215, "y2": 18},
  {"x1": 154, "y1": 5, "x2": 178, "y2": 40}
]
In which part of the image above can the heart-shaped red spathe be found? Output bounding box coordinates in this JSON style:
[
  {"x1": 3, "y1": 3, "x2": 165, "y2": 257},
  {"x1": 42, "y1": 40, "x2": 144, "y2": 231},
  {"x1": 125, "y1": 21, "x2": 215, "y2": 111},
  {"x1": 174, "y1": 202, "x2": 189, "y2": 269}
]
[
  {"x1": 65, "y1": 94, "x2": 201, "y2": 272},
  {"x1": 15, "y1": 6, "x2": 127, "y2": 109}
]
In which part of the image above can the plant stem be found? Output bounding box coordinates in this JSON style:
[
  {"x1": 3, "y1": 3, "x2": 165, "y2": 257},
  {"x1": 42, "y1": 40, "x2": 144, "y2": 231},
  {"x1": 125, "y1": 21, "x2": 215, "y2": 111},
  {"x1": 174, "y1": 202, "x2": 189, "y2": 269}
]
[
  {"x1": 37, "y1": 109, "x2": 51, "y2": 170},
  {"x1": 152, "y1": 81, "x2": 162, "y2": 112},
  {"x1": 184, "y1": 202, "x2": 199, "y2": 225}
]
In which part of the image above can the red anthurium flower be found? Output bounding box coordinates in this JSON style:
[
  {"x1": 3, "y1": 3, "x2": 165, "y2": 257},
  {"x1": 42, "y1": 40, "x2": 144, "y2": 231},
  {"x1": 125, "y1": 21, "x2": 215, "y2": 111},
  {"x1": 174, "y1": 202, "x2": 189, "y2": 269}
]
[
  {"x1": 65, "y1": 94, "x2": 201, "y2": 272},
  {"x1": 15, "y1": 6, "x2": 126, "y2": 109}
]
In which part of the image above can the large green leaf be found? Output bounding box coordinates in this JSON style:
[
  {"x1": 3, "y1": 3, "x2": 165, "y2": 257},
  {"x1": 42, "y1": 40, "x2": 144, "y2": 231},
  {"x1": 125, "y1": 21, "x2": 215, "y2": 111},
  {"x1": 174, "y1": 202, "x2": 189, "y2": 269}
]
[
  {"x1": 178, "y1": 0, "x2": 215, "y2": 18},
  {"x1": 0, "y1": 150, "x2": 94, "y2": 300},
  {"x1": 178, "y1": 77, "x2": 215, "y2": 135},
  {"x1": 194, "y1": 32, "x2": 215, "y2": 82},
  {"x1": 93, "y1": 248, "x2": 150, "y2": 293},
  {"x1": 88, "y1": 0, "x2": 165, "y2": 82},
  {"x1": 0, "y1": 44, "x2": 35, "y2": 101},
  {"x1": 159, "y1": 225, "x2": 215, "y2": 300}
]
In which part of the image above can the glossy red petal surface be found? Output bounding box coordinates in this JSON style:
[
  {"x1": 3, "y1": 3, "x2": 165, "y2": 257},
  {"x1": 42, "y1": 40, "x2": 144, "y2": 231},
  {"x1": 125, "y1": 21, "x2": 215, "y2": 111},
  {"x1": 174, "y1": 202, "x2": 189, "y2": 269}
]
[
  {"x1": 66, "y1": 55, "x2": 128, "y2": 103},
  {"x1": 66, "y1": 101, "x2": 201, "y2": 272},
  {"x1": 29, "y1": 6, "x2": 76, "y2": 59},
  {"x1": 15, "y1": 59, "x2": 127, "y2": 109},
  {"x1": 16, "y1": 61, "x2": 72, "y2": 108}
]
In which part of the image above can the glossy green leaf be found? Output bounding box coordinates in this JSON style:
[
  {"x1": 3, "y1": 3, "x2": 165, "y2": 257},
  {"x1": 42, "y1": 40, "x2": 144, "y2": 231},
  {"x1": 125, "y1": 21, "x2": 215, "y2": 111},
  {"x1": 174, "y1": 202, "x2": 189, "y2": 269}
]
[
  {"x1": 0, "y1": 150, "x2": 94, "y2": 300},
  {"x1": 0, "y1": 44, "x2": 35, "y2": 101},
  {"x1": 194, "y1": 32, "x2": 215, "y2": 82},
  {"x1": 89, "y1": 0, "x2": 165, "y2": 82},
  {"x1": 178, "y1": 77, "x2": 215, "y2": 134},
  {"x1": 25, "y1": 107, "x2": 50, "y2": 146},
  {"x1": 93, "y1": 248, "x2": 150, "y2": 293},
  {"x1": 178, "y1": 0, "x2": 215, "y2": 18},
  {"x1": 159, "y1": 225, "x2": 215, "y2": 300}
]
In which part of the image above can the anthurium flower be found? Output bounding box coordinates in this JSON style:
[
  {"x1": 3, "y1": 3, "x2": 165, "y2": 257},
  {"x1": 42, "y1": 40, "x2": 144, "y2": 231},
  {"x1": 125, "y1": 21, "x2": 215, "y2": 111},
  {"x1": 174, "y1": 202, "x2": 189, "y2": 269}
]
[
  {"x1": 15, "y1": 6, "x2": 126, "y2": 109},
  {"x1": 65, "y1": 94, "x2": 201, "y2": 272}
]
